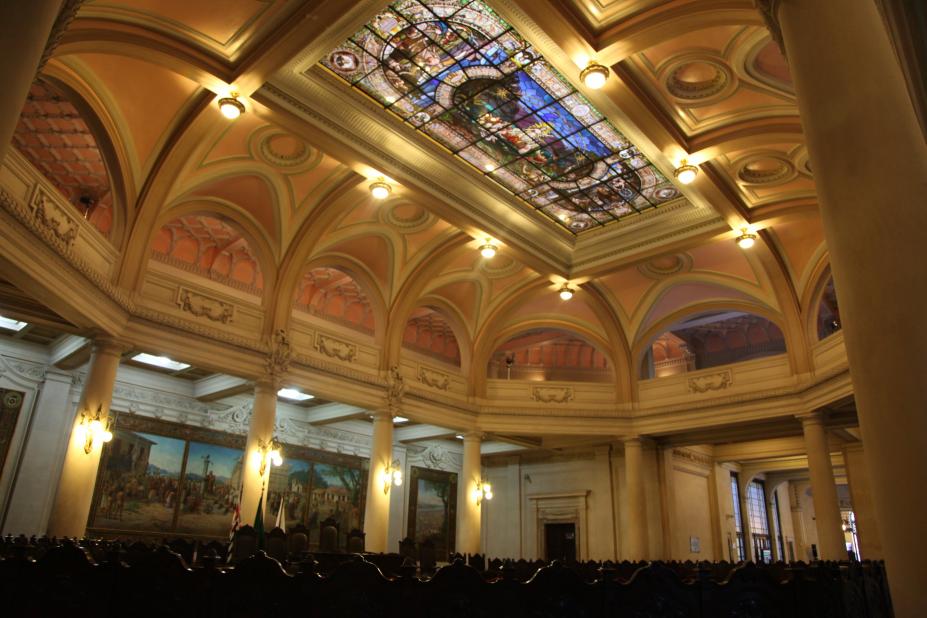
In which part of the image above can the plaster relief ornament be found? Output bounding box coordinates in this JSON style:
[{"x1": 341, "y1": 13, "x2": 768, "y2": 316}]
[
  {"x1": 321, "y1": 0, "x2": 685, "y2": 233},
  {"x1": 314, "y1": 333, "x2": 357, "y2": 362},
  {"x1": 176, "y1": 288, "x2": 235, "y2": 324},
  {"x1": 265, "y1": 329, "x2": 292, "y2": 383},
  {"x1": 531, "y1": 385, "x2": 574, "y2": 403},
  {"x1": 32, "y1": 191, "x2": 78, "y2": 247},
  {"x1": 418, "y1": 366, "x2": 450, "y2": 390},
  {"x1": 687, "y1": 370, "x2": 733, "y2": 393},
  {"x1": 386, "y1": 365, "x2": 405, "y2": 410}
]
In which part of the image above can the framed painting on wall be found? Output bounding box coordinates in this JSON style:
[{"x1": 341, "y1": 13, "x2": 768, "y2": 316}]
[
  {"x1": 0, "y1": 389, "x2": 26, "y2": 474},
  {"x1": 407, "y1": 466, "x2": 457, "y2": 560},
  {"x1": 174, "y1": 441, "x2": 245, "y2": 537}
]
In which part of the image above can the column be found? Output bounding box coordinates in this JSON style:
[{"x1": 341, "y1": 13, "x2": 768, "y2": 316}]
[
  {"x1": 798, "y1": 412, "x2": 844, "y2": 560},
  {"x1": 764, "y1": 494, "x2": 780, "y2": 562},
  {"x1": 0, "y1": 0, "x2": 63, "y2": 160},
  {"x1": 47, "y1": 339, "x2": 122, "y2": 537},
  {"x1": 624, "y1": 438, "x2": 647, "y2": 560},
  {"x1": 457, "y1": 432, "x2": 482, "y2": 555},
  {"x1": 738, "y1": 477, "x2": 754, "y2": 562},
  {"x1": 3, "y1": 370, "x2": 74, "y2": 535},
  {"x1": 842, "y1": 443, "x2": 883, "y2": 559},
  {"x1": 239, "y1": 380, "x2": 277, "y2": 524},
  {"x1": 770, "y1": 0, "x2": 927, "y2": 613},
  {"x1": 363, "y1": 410, "x2": 394, "y2": 553}
]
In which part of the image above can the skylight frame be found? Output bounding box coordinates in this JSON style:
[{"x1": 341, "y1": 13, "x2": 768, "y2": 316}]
[{"x1": 321, "y1": 0, "x2": 682, "y2": 233}]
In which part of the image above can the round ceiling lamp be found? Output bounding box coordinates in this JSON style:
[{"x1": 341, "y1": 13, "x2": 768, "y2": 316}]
[
  {"x1": 674, "y1": 159, "x2": 699, "y2": 185},
  {"x1": 217, "y1": 94, "x2": 245, "y2": 120},
  {"x1": 479, "y1": 239, "x2": 497, "y2": 259},
  {"x1": 580, "y1": 62, "x2": 609, "y2": 90},
  {"x1": 558, "y1": 283, "x2": 574, "y2": 301},
  {"x1": 369, "y1": 181, "x2": 391, "y2": 200},
  {"x1": 735, "y1": 229, "x2": 757, "y2": 249}
]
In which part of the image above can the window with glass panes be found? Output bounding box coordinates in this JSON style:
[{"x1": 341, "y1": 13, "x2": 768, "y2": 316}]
[
  {"x1": 730, "y1": 472, "x2": 746, "y2": 561},
  {"x1": 746, "y1": 480, "x2": 772, "y2": 561}
]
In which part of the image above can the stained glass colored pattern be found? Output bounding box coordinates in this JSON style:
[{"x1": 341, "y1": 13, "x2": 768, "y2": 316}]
[{"x1": 321, "y1": 0, "x2": 682, "y2": 233}]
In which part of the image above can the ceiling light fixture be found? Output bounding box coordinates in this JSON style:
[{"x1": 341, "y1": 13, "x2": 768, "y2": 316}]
[
  {"x1": 369, "y1": 181, "x2": 391, "y2": 200},
  {"x1": 479, "y1": 239, "x2": 497, "y2": 259},
  {"x1": 580, "y1": 62, "x2": 609, "y2": 89},
  {"x1": 217, "y1": 93, "x2": 245, "y2": 120},
  {"x1": 558, "y1": 283, "x2": 574, "y2": 301},
  {"x1": 674, "y1": 159, "x2": 699, "y2": 185},
  {"x1": 0, "y1": 315, "x2": 28, "y2": 332},
  {"x1": 131, "y1": 353, "x2": 191, "y2": 371},
  {"x1": 394, "y1": 416, "x2": 409, "y2": 424},
  {"x1": 277, "y1": 388, "x2": 314, "y2": 402},
  {"x1": 736, "y1": 229, "x2": 757, "y2": 249}
]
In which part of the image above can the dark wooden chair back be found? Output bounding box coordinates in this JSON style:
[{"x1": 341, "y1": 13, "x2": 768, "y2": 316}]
[
  {"x1": 346, "y1": 528, "x2": 365, "y2": 553},
  {"x1": 319, "y1": 517, "x2": 339, "y2": 552}
]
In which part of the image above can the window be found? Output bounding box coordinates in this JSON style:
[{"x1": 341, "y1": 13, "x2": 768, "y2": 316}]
[
  {"x1": 730, "y1": 472, "x2": 745, "y2": 561},
  {"x1": 746, "y1": 480, "x2": 772, "y2": 562},
  {"x1": 773, "y1": 489, "x2": 785, "y2": 559}
]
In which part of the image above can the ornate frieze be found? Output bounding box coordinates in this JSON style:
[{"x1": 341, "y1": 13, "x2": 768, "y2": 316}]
[
  {"x1": 418, "y1": 366, "x2": 450, "y2": 391},
  {"x1": 531, "y1": 385, "x2": 574, "y2": 404},
  {"x1": 672, "y1": 447, "x2": 713, "y2": 467},
  {"x1": 176, "y1": 287, "x2": 235, "y2": 323},
  {"x1": 31, "y1": 190, "x2": 78, "y2": 248},
  {"x1": 313, "y1": 333, "x2": 357, "y2": 362},
  {"x1": 265, "y1": 329, "x2": 292, "y2": 385},
  {"x1": 688, "y1": 370, "x2": 733, "y2": 393}
]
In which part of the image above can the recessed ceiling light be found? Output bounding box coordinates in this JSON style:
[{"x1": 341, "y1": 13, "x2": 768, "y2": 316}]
[
  {"x1": 558, "y1": 283, "x2": 574, "y2": 301},
  {"x1": 479, "y1": 239, "x2": 497, "y2": 259},
  {"x1": 0, "y1": 315, "x2": 28, "y2": 332},
  {"x1": 217, "y1": 94, "x2": 245, "y2": 119},
  {"x1": 580, "y1": 62, "x2": 609, "y2": 89},
  {"x1": 674, "y1": 159, "x2": 699, "y2": 185},
  {"x1": 277, "y1": 388, "x2": 314, "y2": 401},
  {"x1": 369, "y1": 181, "x2": 391, "y2": 200},
  {"x1": 132, "y1": 353, "x2": 190, "y2": 371},
  {"x1": 736, "y1": 229, "x2": 757, "y2": 249},
  {"x1": 394, "y1": 416, "x2": 409, "y2": 424}
]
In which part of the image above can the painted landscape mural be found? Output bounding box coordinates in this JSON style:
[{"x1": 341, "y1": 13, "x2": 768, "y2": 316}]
[
  {"x1": 89, "y1": 415, "x2": 366, "y2": 542},
  {"x1": 408, "y1": 466, "x2": 457, "y2": 559}
]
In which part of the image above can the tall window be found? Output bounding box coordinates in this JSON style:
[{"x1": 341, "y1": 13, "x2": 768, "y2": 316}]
[
  {"x1": 730, "y1": 472, "x2": 746, "y2": 561},
  {"x1": 746, "y1": 480, "x2": 772, "y2": 562}
]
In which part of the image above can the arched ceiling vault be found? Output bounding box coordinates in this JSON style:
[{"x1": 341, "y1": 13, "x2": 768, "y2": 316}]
[{"x1": 2, "y1": 0, "x2": 839, "y2": 408}]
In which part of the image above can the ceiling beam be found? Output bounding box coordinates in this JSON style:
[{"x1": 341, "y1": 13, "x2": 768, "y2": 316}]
[
  {"x1": 193, "y1": 373, "x2": 250, "y2": 401},
  {"x1": 394, "y1": 424, "x2": 458, "y2": 443},
  {"x1": 306, "y1": 403, "x2": 368, "y2": 425}
]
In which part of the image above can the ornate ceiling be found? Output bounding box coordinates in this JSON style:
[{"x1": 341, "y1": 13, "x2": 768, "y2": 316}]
[{"x1": 0, "y1": 0, "x2": 849, "y2": 431}]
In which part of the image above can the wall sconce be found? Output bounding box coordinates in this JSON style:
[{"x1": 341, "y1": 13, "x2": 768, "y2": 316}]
[
  {"x1": 255, "y1": 437, "x2": 283, "y2": 477},
  {"x1": 473, "y1": 480, "x2": 493, "y2": 506},
  {"x1": 74, "y1": 404, "x2": 114, "y2": 454},
  {"x1": 381, "y1": 459, "x2": 402, "y2": 494}
]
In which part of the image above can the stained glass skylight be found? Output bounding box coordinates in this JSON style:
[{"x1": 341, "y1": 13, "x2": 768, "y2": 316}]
[{"x1": 321, "y1": 0, "x2": 683, "y2": 233}]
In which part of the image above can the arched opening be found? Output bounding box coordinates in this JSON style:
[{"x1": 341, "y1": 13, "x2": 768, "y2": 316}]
[
  {"x1": 488, "y1": 328, "x2": 611, "y2": 382},
  {"x1": 816, "y1": 277, "x2": 841, "y2": 340},
  {"x1": 402, "y1": 306, "x2": 461, "y2": 367},
  {"x1": 640, "y1": 311, "x2": 786, "y2": 379},
  {"x1": 12, "y1": 79, "x2": 114, "y2": 237},
  {"x1": 150, "y1": 215, "x2": 264, "y2": 295},
  {"x1": 292, "y1": 266, "x2": 375, "y2": 334}
]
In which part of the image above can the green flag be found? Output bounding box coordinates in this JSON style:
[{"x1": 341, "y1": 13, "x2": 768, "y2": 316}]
[{"x1": 254, "y1": 486, "x2": 265, "y2": 550}]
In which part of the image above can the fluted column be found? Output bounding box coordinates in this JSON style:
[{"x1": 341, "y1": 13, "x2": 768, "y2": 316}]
[
  {"x1": 457, "y1": 432, "x2": 482, "y2": 555},
  {"x1": 0, "y1": 0, "x2": 62, "y2": 161},
  {"x1": 767, "y1": 0, "x2": 927, "y2": 613},
  {"x1": 624, "y1": 438, "x2": 647, "y2": 560},
  {"x1": 799, "y1": 412, "x2": 844, "y2": 560},
  {"x1": 363, "y1": 410, "x2": 394, "y2": 553},
  {"x1": 47, "y1": 339, "x2": 123, "y2": 537},
  {"x1": 239, "y1": 380, "x2": 278, "y2": 524}
]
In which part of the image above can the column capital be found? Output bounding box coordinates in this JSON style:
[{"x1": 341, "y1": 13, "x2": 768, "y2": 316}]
[
  {"x1": 253, "y1": 379, "x2": 278, "y2": 396},
  {"x1": 796, "y1": 410, "x2": 826, "y2": 426},
  {"x1": 91, "y1": 337, "x2": 129, "y2": 357},
  {"x1": 263, "y1": 329, "x2": 291, "y2": 388},
  {"x1": 462, "y1": 431, "x2": 483, "y2": 442}
]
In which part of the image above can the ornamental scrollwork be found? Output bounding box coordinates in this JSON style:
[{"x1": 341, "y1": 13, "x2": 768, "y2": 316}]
[
  {"x1": 314, "y1": 333, "x2": 356, "y2": 362},
  {"x1": 531, "y1": 386, "x2": 574, "y2": 404},
  {"x1": 176, "y1": 287, "x2": 235, "y2": 324},
  {"x1": 418, "y1": 366, "x2": 450, "y2": 391},
  {"x1": 688, "y1": 370, "x2": 733, "y2": 393}
]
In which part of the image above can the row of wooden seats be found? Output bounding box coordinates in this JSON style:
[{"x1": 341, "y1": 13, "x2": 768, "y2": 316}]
[{"x1": 0, "y1": 538, "x2": 893, "y2": 617}]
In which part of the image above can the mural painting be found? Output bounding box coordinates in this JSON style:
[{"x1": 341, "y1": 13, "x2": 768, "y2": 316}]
[{"x1": 407, "y1": 466, "x2": 457, "y2": 559}]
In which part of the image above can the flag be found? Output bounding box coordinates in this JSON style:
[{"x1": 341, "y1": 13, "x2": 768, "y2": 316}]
[
  {"x1": 228, "y1": 501, "x2": 241, "y2": 541},
  {"x1": 274, "y1": 493, "x2": 286, "y2": 533},
  {"x1": 254, "y1": 485, "x2": 265, "y2": 550}
]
